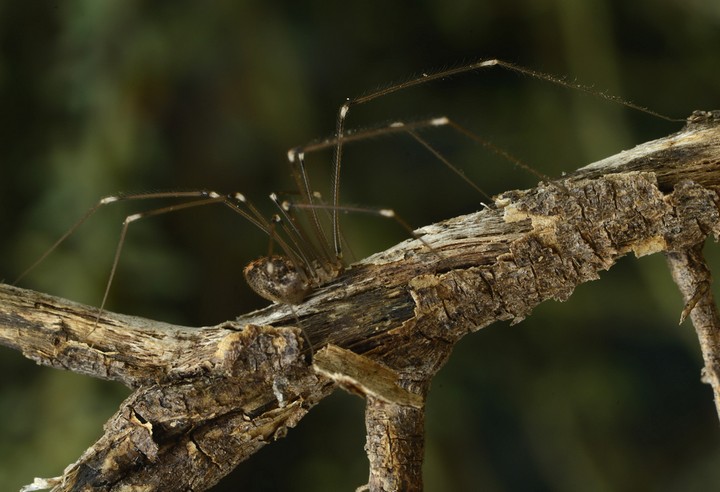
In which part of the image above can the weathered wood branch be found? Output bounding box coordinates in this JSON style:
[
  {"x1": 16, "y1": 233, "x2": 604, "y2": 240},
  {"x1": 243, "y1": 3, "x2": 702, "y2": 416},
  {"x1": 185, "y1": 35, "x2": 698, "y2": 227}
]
[
  {"x1": 2, "y1": 110, "x2": 720, "y2": 491},
  {"x1": 666, "y1": 246, "x2": 720, "y2": 417}
]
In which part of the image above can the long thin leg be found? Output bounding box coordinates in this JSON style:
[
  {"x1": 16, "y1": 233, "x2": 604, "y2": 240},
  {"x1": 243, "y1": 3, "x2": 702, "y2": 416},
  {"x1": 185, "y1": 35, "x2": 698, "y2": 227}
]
[
  {"x1": 15, "y1": 190, "x2": 310, "y2": 320},
  {"x1": 289, "y1": 115, "x2": 551, "y2": 205},
  {"x1": 286, "y1": 115, "x2": 562, "y2": 267},
  {"x1": 269, "y1": 192, "x2": 330, "y2": 278},
  {"x1": 14, "y1": 191, "x2": 221, "y2": 285},
  {"x1": 287, "y1": 201, "x2": 444, "y2": 264},
  {"x1": 307, "y1": 58, "x2": 682, "y2": 259},
  {"x1": 286, "y1": 117, "x2": 454, "y2": 263},
  {"x1": 285, "y1": 115, "x2": 581, "y2": 274},
  {"x1": 286, "y1": 151, "x2": 335, "y2": 267}
]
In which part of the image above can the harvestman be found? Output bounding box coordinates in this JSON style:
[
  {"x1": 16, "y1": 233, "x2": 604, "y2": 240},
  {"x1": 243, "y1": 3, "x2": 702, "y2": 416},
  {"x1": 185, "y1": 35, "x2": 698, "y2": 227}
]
[{"x1": 13, "y1": 59, "x2": 678, "y2": 326}]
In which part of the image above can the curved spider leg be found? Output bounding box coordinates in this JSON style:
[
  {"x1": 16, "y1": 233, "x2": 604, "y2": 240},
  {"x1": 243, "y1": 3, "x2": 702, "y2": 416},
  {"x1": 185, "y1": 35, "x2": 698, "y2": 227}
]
[
  {"x1": 299, "y1": 58, "x2": 681, "y2": 260},
  {"x1": 15, "y1": 190, "x2": 315, "y2": 331}
]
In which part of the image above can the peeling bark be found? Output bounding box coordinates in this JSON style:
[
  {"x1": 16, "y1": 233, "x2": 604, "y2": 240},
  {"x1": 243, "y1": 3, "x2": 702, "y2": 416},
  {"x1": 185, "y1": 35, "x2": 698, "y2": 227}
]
[{"x1": 2, "y1": 110, "x2": 720, "y2": 491}]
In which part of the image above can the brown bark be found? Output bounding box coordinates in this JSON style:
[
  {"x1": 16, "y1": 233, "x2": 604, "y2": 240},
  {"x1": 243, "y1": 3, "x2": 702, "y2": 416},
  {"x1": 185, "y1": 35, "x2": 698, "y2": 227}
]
[
  {"x1": 666, "y1": 245, "x2": 720, "y2": 417},
  {"x1": 2, "y1": 110, "x2": 720, "y2": 491}
]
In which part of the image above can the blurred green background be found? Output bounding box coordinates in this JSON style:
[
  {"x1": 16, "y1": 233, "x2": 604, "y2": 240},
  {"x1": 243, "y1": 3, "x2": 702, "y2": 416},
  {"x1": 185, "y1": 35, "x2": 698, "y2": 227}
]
[{"x1": 2, "y1": 0, "x2": 720, "y2": 490}]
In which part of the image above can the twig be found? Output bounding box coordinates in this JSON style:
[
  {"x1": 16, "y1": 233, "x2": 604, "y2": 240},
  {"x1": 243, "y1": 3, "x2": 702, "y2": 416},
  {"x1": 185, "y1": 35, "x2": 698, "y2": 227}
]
[{"x1": 666, "y1": 245, "x2": 720, "y2": 420}]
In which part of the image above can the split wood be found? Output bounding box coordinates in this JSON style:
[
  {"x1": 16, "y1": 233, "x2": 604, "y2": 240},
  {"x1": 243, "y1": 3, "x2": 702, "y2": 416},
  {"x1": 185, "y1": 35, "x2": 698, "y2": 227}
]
[{"x1": 2, "y1": 110, "x2": 720, "y2": 492}]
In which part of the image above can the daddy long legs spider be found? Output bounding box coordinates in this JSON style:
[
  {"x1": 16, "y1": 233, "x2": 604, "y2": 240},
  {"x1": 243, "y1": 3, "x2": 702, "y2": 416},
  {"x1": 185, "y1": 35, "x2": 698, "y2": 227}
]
[{"x1": 13, "y1": 59, "x2": 678, "y2": 329}]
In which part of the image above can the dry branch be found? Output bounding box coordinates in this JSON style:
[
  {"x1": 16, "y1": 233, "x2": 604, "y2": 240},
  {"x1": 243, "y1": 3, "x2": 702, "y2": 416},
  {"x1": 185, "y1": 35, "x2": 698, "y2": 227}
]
[
  {"x1": 2, "y1": 110, "x2": 720, "y2": 491},
  {"x1": 666, "y1": 246, "x2": 720, "y2": 416}
]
